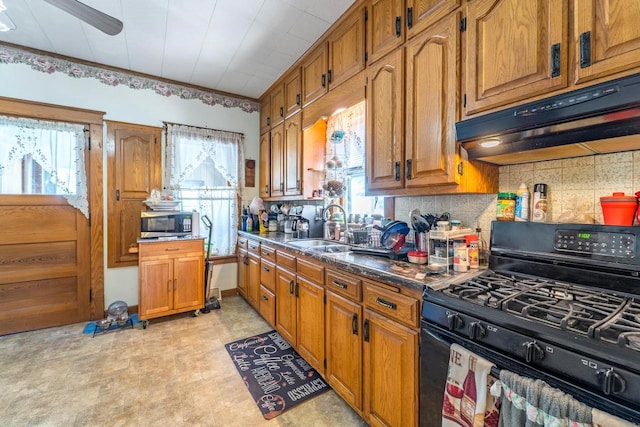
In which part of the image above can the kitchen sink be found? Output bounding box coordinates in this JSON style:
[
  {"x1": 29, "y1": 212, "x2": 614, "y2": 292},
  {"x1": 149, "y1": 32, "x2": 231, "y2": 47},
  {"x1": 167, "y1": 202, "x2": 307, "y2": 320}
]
[{"x1": 287, "y1": 239, "x2": 352, "y2": 253}]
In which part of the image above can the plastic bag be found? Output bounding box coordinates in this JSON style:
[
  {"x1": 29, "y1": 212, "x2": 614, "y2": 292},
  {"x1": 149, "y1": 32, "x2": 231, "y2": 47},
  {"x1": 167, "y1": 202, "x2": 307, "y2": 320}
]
[{"x1": 556, "y1": 197, "x2": 596, "y2": 224}]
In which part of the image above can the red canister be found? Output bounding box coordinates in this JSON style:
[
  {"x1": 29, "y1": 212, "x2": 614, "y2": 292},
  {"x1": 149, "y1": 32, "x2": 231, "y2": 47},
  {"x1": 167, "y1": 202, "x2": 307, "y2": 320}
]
[{"x1": 600, "y1": 192, "x2": 637, "y2": 226}]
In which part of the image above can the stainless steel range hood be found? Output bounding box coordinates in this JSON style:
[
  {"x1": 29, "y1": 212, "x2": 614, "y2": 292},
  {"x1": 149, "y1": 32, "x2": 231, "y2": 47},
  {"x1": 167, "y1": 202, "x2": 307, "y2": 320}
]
[{"x1": 456, "y1": 73, "x2": 640, "y2": 165}]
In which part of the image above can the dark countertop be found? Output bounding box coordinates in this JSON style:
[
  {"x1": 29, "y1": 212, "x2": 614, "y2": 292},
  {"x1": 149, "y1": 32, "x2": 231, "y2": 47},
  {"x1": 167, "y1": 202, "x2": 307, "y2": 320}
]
[{"x1": 238, "y1": 231, "x2": 483, "y2": 294}]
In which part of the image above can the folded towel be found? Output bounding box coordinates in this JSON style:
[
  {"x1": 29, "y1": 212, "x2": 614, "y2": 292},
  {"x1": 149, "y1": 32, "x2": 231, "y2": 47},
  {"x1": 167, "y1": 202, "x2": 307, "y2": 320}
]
[
  {"x1": 593, "y1": 408, "x2": 639, "y2": 427},
  {"x1": 442, "y1": 344, "x2": 497, "y2": 427},
  {"x1": 498, "y1": 369, "x2": 592, "y2": 427}
]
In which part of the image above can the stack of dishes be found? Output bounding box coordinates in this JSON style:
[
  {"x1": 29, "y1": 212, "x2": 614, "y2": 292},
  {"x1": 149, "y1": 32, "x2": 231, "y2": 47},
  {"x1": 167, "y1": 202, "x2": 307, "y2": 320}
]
[{"x1": 143, "y1": 199, "x2": 180, "y2": 210}]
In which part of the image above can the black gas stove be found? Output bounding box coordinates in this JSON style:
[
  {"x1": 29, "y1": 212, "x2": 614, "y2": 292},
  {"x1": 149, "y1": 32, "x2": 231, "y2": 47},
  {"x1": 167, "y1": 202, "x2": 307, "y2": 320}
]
[{"x1": 421, "y1": 221, "x2": 640, "y2": 425}]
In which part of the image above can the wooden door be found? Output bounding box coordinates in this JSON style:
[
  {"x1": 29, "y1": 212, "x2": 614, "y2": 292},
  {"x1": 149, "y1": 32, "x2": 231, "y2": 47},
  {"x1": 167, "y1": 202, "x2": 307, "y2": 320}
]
[
  {"x1": 283, "y1": 113, "x2": 302, "y2": 197},
  {"x1": 405, "y1": 0, "x2": 460, "y2": 38},
  {"x1": 270, "y1": 84, "x2": 285, "y2": 127},
  {"x1": 106, "y1": 121, "x2": 161, "y2": 267},
  {"x1": 138, "y1": 258, "x2": 173, "y2": 318},
  {"x1": 172, "y1": 255, "x2": 204, "y2": 311},
  {"x1": 574, "y1": 0, "x2": 640, "y2": 84},
  {"x1": 405, "y1": 12, "x2": 459, "y2": 188},
  {"x1": 328, "y1": 6, "x2": 365, "y2": 90},
  {"x1": 259, "y1": 132, "x2": 271, "y2": 198},
  {"x1": 270, "y1": 123, "x2": 285, "y2": 198},
  {"x1": 464, "y1": 0, "x2": 568, "y2": 115},
  {"x1": 260, "y1": 95, "x2": 271, "y2": 135},
  {"x1": 283, "y1": 68, "x2": 302, "y2": 119},
  {"x1": 275, "y1": 265, "x2": 297, "y2": 345},
  {"x1": 363, "y1": 309, "x2": 419, "y2": 427},
  {"x1": 0, "y1": 196, "x2": 91, "y2": 335},
  {"x1": 366, "y1": 0, "x2": 406, "y2": 65},
  {"x1": 237, "y1": 248, "x2": 248, "y2": 298},
  {"x1": 365, "y1": 49, "x2": 405, "y2": 193},
  {"x1": 301, "y1": 43, "x2": 329, "y2": 107},
  {"x1": 326, "y1": 291, "x2": 364, "y2": 412},
  {"x1": 246, "y1": 252, "x2": 261, "y2": 309},
  {"x1": 296, "y1": 275, "x2": 325, "y2": 374}
]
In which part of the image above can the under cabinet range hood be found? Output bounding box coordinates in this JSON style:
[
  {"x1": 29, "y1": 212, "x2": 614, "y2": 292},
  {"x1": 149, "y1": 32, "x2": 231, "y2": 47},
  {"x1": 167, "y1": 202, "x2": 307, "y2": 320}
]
[{"x1": 456, "y1": 73, "x2": 640, "y2": 165}]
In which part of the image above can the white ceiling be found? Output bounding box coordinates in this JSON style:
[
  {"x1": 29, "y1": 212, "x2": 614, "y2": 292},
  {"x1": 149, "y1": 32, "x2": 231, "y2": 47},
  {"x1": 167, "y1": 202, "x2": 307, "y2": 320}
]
[{"x1": 0, "y1": 0, "x2": 356, "y2": 99}]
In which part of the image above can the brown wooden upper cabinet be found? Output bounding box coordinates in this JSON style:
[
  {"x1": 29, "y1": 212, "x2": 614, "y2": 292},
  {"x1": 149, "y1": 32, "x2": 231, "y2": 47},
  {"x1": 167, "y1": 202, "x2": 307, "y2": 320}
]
[
  {"x1": 405, "y1": 0, "x2": 460, "y2": 39},
  {"x1": 327, "y1": 6, "x2": 366, "y2": 91},
  {"x1": 283, "y1": 68, "x2": 302, "y2": 119},
  {"x1": 283, "y1": 113, "x2": 303, "y2": 197},
  {"x1": 366, "y1": 0, "x2": 406, "y2": 65},
  {"x1": 573, "y1": 0, "x2": 640, "y2": 84},
  {"x1": 259, "y1": 95, "x2": 271, "y2": 135},
  {"x1": 270, "y1": 84, "x2": 285, "y2": 127},
  {"x1": 106, "y1": 121, "x2": 161, "y2": 268},
  {"x1": 270, "y1": 122, "x2": 285, "y2": 198},
  {"x1": 301, "y1": 43, "x2": 329, "y2": 108},
  {"x1": 463, "y1": 0, "x2": 568, "y2": 116}
]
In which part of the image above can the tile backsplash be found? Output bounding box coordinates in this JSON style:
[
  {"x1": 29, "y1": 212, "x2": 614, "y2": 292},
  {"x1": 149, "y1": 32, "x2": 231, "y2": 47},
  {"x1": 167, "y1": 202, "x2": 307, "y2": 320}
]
[{"x1": 394, "y1": 150, "x2": 640, "y2": 234}]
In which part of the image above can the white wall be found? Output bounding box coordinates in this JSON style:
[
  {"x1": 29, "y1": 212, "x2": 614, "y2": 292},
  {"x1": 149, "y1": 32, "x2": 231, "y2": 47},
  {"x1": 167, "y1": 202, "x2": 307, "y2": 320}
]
[{"x1": 1, "y1": 61, "x2": 259, "y2": 308}]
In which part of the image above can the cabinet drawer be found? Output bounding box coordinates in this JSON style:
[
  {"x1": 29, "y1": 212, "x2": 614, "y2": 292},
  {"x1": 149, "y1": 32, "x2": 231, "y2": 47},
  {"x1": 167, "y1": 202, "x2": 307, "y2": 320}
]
[
  {"x1": 237, "y1": 236, "x2": 248, "y2": 249},
  {"x1": 247, "y1": 239, "x2": 261, "y2": 254},
  {"x1": 139, "y1": 239, "x2": 204, "y2": 258},
  {"x1": 297, "y1": 257, "x2": 324, "y2": 285},
  {"x1": 260, "y1": 259, "x2": 276, "y2": 291},
  {"x1": 276, "y1": 249, "x2": 296, "y2": 270},
  {"x1": 363, "y1": 282, "x2": 419, "y2": 328},
  {"x1": 259, "y1": 284, "x2": 276, "y2": 327},
  {"x1": 261, "y1": 244, "x2": 276, "y2": 261},
  {"x1": 326, "y1": 269, "x2": 361, "y2": 301}
]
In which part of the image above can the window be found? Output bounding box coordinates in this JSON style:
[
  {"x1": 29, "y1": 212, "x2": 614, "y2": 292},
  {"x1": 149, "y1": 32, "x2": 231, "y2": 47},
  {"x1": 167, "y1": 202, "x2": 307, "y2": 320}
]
[
  {"x1": 165, "y1": 124, "x2": 244, "y2": 256},
  {"x1": 0, "y1": 115, "x2": 88, "y2": 216}
]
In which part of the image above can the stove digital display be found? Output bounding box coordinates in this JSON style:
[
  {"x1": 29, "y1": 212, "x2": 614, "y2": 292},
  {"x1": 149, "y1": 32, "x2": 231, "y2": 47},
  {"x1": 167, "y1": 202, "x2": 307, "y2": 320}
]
[{"x1": 555, "y1": 229, "x2": 635, "y2": 258}]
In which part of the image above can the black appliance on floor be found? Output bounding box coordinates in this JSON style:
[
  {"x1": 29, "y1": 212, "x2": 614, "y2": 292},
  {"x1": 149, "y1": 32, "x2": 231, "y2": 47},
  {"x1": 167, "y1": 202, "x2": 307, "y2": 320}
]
[{"x1": 421, "y1": 221, "x2": 640, "y2": 426}]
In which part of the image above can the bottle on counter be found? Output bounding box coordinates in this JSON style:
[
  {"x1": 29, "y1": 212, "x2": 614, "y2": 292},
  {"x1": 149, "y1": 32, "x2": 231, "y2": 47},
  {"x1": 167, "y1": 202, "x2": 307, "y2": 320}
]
[
  {"x1": 532, "y1": 183, "x2": 548, "y2": 222},
  {"x1": 476, "y1": 227, "x2": 488, "y2": 268},
  {"x1": 515, "y1": 183, "x2": 530, "y2": 222},
  {"x1": 453, "y1": 239, "x2": 468, "y2": 272},
  {"x1": 496, "y1": 192, "x2": 516, "y2": 221},
  {"x1": 246, "y1": 215, "x2": 253, "y2": 232},
  {"x1": 466, "y1": 235, "x2": 479, "y2": 269}
]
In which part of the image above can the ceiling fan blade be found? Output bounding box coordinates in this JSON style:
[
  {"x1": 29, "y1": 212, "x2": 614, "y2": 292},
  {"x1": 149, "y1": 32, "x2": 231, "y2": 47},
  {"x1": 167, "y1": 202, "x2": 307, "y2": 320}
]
[{"x1": 43, "y1": 0, "x2": 123, "y2": 35}]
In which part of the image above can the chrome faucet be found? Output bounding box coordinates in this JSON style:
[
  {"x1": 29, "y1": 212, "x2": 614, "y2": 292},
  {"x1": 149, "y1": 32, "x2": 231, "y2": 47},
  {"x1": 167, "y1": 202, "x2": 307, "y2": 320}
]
[{"x1": 322, "y1": 203, "x2": 349, "y2": 241}]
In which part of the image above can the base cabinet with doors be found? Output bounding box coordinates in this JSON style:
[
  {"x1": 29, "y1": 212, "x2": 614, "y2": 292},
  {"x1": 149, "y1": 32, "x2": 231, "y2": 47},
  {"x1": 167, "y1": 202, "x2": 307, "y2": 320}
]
[{"x1": 138, "y1": 239, "x2": 205, "y2": 324}]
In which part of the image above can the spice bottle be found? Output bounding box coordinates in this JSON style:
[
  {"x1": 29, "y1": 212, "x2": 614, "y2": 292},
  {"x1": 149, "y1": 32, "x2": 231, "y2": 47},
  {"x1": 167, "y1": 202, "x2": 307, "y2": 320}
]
[
  {"x1": 496, "y1": 192, "x2": 516, "y2": 221},
  {"x1": 466, "y1": 235, "x2": 479, "y2": 269},
  {"x1": 475, "y1": 227, "x2": 488, "y2": 268},
  {"x1": 453, "y1": 240, "x2": 468, "y2": 272},
  {"x1": 515, "y1": 183, "x2": 530, "y2": 222},
  {"x1": 532, "y1": 183, "x2": 548, "y2": 222}
]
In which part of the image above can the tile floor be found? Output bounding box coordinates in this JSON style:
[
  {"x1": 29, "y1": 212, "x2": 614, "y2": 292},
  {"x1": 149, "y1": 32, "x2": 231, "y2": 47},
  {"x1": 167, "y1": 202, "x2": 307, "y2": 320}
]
[{"x1": 0, "y1": 296, "x2": 368, "y2": 427}]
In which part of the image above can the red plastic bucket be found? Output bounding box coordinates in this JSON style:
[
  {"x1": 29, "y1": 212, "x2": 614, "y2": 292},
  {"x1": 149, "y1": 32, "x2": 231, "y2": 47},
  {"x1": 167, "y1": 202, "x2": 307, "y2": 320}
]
[{"x1": 600, "y1": 192, "x2": 637, "y2": 226}]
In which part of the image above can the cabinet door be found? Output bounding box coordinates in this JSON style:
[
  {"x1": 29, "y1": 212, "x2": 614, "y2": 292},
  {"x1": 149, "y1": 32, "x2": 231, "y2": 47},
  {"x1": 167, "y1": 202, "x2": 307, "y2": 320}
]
[
  {"x1": 275, "y1": 266, "x2": 297, "y2": 345},
  {"x1": 173, "y1": 255, "x2": 203, "y2": 311},
  {"x1": 270, "y1": 84, "x2": 285, "y2": 127},
  {"x1": 328, "y1": 6, "x2": 365, "y2": 90},
  {"x1": 405, "y1": 0, "x2": 460, "y2": 38},
  {"x1": 366, "y1": 0, "x2": 406, "y2": 65},
  {"x1": 106, "y1": 121, "x2": 161, "y2": 268},
  {"x1": 574, "y1": 0, "x2": 640, "y2": 84},
  {"x1": 405, "y1": 12, "x2": 459, "y2": 187},
  {"x1": 365, "y1": 49, "x2": 405, "y2": 192},
  {"x1": 237, "y1": 249, "x2": 248, "y2": 297},
  {"x1": 246, "y1": 252, "x2": 261, "y2": 309},
  {"x1": 260, "y1": 95, "x2": 271, "y2": 135},
  {"x1": 259, "y1": 284, "x2": 276, "y2": 328},
  {"x1": 259, "y1": 133, "x2": 271, "y2": 198},
  {"x1": 270, "y1": 123, "x2": 284, "y2": 198},
  {"x1": 283, "y1": 113, "x2": 302, "y2": 197},
  {"x1": 464, "y1": 0, "x2": 568, "y2": 115},
  {"x1": 284, "y1": 68, "x2": 302, "y2": 119},
  {"x1": 326, "y1": 291, "x2": 363, "y2": 412},
  {"x1": 139, "y1": 259, "x2": 173, "y2": 318},
  {"x1": 296, "y1": 275, "x2": 325, "y2": 374},
  {"x1": 301, "y1": 43, "x2": 328, "y2": 107},
  {"x1": 363, "y1": 309, "x2": 419, "y2": 427}
]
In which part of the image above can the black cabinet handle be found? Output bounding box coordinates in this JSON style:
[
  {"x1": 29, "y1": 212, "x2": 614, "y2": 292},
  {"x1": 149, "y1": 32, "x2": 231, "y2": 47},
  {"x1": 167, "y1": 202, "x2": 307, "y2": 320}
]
[
  {"x1": 262, "y1": 294, "x2": 269, "y2": 301},
  {"x1": 363, "y1": 319, "x2": 370, "y2": 342},
  {"x1": 407, "y1": 7, "x2": 413, "y2": 29},
  {"x1": 352, "y1": 313, "x2": 358, "y2": 335},
  {"x1": 295, "y1": 282, "x2": 299, "y2": 297},
  {"x1": 262, "y1": 266, "x2": 270, "y2": 272},
  {"x1": 289, "y1": 280, "x2": 294, "y2": 295},
  {"x1": 266, "y1": 117, "x2": 270, "y2": 126},
  {"x1": 332, "y1": 280, "x2": 347, "y2": 289},
  {"x1": 550, "y1": 43, "x2": 560, "y2": 77},
  {"x1": 394, "y1": 161, "x2": 401, "y2": 181},
  {"x1": 321, "y1": 74, "x2": 326, "y2": 88},
  {"x1": 580, "y1": 31, "x2": 591, "y2": 68},
  {"x1": 116, "y1": 189, "x2": 120, "y2": 201},
  {"x1": 243, "y1": 255, "x2": 248, "y2": 265},
  {"x1": 406, "y1": 159, "x2": 412, "y2": 180},
  {"x1": 328, "y1": 69, "x2": 332, "y2": 84},
  {"x1": 375, "y1": 297, "x2": 397, "y2": 310},
  {"x1": 279, "y1": 107, "x2": 283, "y2": 117},
  {"x1": 296, "y1": 93, "x2": 300, "y2": 105},
  {"x1": 395, "y1": 16, "x2": 401, "y2": 37}
]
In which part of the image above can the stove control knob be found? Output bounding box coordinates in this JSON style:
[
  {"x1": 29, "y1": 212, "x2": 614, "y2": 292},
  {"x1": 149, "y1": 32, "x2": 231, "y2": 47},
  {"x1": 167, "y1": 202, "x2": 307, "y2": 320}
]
[
  {"x1": 523, "y1": 341, "x2": 544, "y2": 363},
  {"x1": 447, "y1": 313, "x2": 464, "y2": 331},
  {"x1": 468, "y1": 321, "x2": 486, "y2": 340},
  {"x1": 596, "y1": 368, "x2": 626, "y2": 395}
]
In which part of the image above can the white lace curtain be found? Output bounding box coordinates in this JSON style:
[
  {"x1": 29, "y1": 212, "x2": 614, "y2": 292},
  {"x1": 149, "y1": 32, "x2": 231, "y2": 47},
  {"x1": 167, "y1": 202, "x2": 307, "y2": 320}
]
[{"x1": 0, "y1": 115, "x2": 88, "y2": 217}]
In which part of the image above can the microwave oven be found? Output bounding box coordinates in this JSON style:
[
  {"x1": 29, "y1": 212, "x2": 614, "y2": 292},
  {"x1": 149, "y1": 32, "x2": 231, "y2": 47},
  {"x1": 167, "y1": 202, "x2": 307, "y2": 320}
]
[{"x1": 140, "y1": 211, "x2": 199, "y2": 238}]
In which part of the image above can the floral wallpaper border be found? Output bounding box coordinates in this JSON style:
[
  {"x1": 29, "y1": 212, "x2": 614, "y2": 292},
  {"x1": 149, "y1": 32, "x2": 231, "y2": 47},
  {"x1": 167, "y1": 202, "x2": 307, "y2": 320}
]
[{"x1": 0, "y1": 45, "x2": 259, "y2": 114}]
